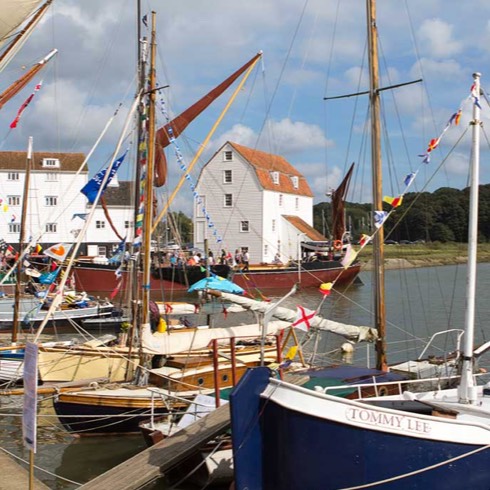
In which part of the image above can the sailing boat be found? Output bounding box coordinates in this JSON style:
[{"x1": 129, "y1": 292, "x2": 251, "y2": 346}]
[{"x1": 229, "y1": 69, "x2": 490, "y2": 490}]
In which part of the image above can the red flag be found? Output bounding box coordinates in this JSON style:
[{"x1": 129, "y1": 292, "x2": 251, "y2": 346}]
[
  {"x1": 10, "y1": 81, "x2": 43, "y2": 129},
  {"x1": 427, "y1": 137, "x2": 440, "y2": 153},
  {"x1": 292, "y1": 305, "x2": 316, "y2": 331}
]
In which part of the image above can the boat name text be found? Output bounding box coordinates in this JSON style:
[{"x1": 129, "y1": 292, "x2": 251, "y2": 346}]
[{"x1": 346, "y1": 407, "x2": 431, "y2": 434}]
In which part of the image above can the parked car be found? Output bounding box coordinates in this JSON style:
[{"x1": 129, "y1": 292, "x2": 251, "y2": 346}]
[{"x1": 384, "y1": 239, "x2": 398, "y2": 245}]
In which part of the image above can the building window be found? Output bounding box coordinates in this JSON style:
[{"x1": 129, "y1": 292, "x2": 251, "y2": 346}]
[
  {"x1": 224, "y1": 194, "x2": 233, "y2": 207},
  {"x1": 45, "y1": 196, "x2": 57, "y2": 206},
  {"x1": 271, "y1": 171, "x2": 279, "y2": 184},
  {"x1": 46, "y1": 173, "x2": 59, "y2": 182},
  {"x1": 240, "y1": 220, "x2": 249, "y2": 232},
  {"x1": 7, "y1": 172, "x2": 19, "y2": 181},
  {"x1": 291, "y1": 176, "x2": 299, "y2": 188},
  {"x1": 124, "y1": 220, "x2": 133, "y2": 229},
  {"x1": 42, "y1": 158, "x2": 60, "y2": 168},
  {"x1": 279, "y1": 194, "x2": 283, "y2": 206},
  {"x1": 223, "y1": 169, "x2": 232, "y2": 184},
  {"x1": 8, "y1": 223, "x2": 20, "y2": 233},
  {"x1": 45, "y1": 223, "x2": 57, "y2": 233},
  {"x1": 223, "y1": 150, "x2": 233, "y2": 161},
  {"x1": 98, "y1": 246, "x2": 107, "y2": 256},
  {"x1": 272, "y1": 219, "x2": 276, "y2": 232},
  {"x1": 295, "y1": 197, "x2": 299, "y2": 210},
  {"x1": 7, "y1": 196, "x2": 20, "y2": 206},
  {"x1": 96, "y1": 220, "x2": 105, "y2": 229},
  {"x1": 264, "y1": 244, "x2": 269, "y2": 256}
]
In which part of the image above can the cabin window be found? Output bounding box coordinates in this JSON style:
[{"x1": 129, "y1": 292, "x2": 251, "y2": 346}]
[
  {"x1": 222, "y1": 374, "x2": 229, "y2": 382},
  {"x1": 291, "y1": 176, "x2": 299, "y2": 188},
  {"x1": 98, "y1": 246, "x2": 107, "y2": 256},
  {"x1": 272, "y1": 219, "x2": 276, "y2": 232},
  {"x1": 7, "y1": 172, "x2": 19, "y2": 181},
  {"x1": 8, "y1": 223, "x2": 20, "y2": 233},
  {"x1": 240, "y1": 221, "x2": 249, "y2": 232},
  {"x1": 279, "y1": 194, "x2": 283, "y2": 206},
  {"x1": 45, "y1": 196, "x2": 58, "y2": 206},
  {"x1": 197, "y1": 377, "x2": 204, "y2": 386},
  {"x1": 223, "y1": 169, "x2": 232, "y2": 184},
  {"x1": 224, "y1": 194, "x2": 233, "y2": 207},
  {"x1": 42, "y1": 158, "x2": 60, "y2": 168},
  {"x1": 7, "y1": 195, "x2": 20, "y2": 206},
  {"x1": 45, "y1": 223, "x2": 57, "y2": 233},
  {"x1": 96, "y1": 220, "x2": 105, "y2": 229},
  {"x1": 223, "y1": 150, "x2": 233, "y2": 161},
  {"x1": 46, "y1": 173, "x2": 58, "y2": 182},
  {"x1": 295, "y1": 197, "x2": 299, "y2": 210},
  {"x1": 271, "y1": 171, "x2": 279, "y2": 184}
]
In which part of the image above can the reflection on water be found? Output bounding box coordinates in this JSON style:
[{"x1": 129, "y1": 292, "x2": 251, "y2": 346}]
[{"x1": 0, "y1": 264, "x2": 489, "y2": 488}]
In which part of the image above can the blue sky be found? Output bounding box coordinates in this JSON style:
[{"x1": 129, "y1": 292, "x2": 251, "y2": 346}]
[{"x1": 2, "y1": 0, "x2": 490, "y2": 216}]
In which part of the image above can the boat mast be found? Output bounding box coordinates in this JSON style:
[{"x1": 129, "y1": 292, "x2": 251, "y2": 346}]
[
  {"x1": 12, "y1": 136, "x2": 33, "y2": 343},
  {"x1": 141, "y1": 11, "x2": 157, "y2": 328},
  {"x1": 366, "y1": 0, "x2": 387, "y2": 371},
  {"x1": 458, "y1": 72, "x2": 481, "y2": 404}
]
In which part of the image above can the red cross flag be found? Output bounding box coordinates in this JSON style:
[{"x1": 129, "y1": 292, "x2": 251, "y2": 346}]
[{"x1": 292, "y1": 305, "x2": 317, "y2": 332}]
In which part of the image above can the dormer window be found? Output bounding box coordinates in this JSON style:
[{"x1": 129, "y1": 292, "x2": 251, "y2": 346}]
[
  {"x1": 42, "y1": 158, "x2": 60, "y2": 168},
  {"x1": 271, "y1": 171, "x2": 280, "y2": 185},
  {"x1": 223, "y1": 150, "x2": 233, "y2": 161},
  {"x1": 291, "y1": 176, "x2": 299, "y2": 188}
]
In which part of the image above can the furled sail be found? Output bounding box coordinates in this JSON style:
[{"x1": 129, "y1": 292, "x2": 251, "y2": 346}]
[
  {"x1": 153, "y1": 52, "x2": 262, "y2": 187},
  {"x1": 331, "y1": 162, "x2": 354, "y2": 241},
  {"x1": 0, "y1": 48, "x2": 57, "y2": 110},
  {"x1": 208, "y1": 290, "x2": 378, "y2": 343},
  {"x1": 0, "y1": 0, "x2": 53, "y2": 74}
]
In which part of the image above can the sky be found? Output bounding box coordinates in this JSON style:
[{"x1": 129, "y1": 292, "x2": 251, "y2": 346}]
[{"x1": 2, "y1": 0, "x2": 490, "y2": 216}]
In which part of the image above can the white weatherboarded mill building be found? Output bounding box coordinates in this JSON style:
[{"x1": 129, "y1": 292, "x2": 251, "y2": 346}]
[{"x1": 194, "y1": 141, "x2": 325, "y2": 264}]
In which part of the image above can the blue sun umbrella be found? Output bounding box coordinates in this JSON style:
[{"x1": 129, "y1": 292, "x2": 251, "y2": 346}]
[{"x1": 188, "y1": 274, "x2": 244, "y2": 295}]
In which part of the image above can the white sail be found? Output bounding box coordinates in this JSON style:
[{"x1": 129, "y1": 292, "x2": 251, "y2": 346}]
[
  {"x1": 140, "y1": 321, "x2": 291, "y2": 356},
  {"x1": 208, "y1": 291, "x2": 378, "y2": 342}
]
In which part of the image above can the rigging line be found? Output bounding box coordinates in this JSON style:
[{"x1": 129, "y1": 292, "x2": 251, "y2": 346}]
[
  {"x1": 0, "y1": 445, "x2": 82, "y2": 486},
  {"x1": 340, "y1": 443, "x2": 490, "y2": 490}
]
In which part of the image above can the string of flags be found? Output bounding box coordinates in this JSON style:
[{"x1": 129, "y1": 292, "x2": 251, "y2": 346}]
[
  {"x1": 10, "y1": 80, "x2": 43, "y2": 129},
  {"x1": 157, "y1": 93, "x2": 223, "y2": 245}
]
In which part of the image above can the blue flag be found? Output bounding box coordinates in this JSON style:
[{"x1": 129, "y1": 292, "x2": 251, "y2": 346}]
[
  {"x1": 38, "y1": 267, "x2": 61, "y2": 285},
  {"x1": 81, "y1": 149, "x2": 128, "y2": 204}
]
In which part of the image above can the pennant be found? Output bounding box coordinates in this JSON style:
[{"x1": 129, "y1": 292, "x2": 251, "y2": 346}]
[
  {"x1": 418, "y1": 153, "x2": 430, "y2": 164},
  {"x1": 43, "y1": 243, "x2": 73, "y2": 262},
  {"x1": 10, "y1": 81, "x2": 43, "y2": 129},
  {"x1": 383, "y1": 196, "x2": 403, "y2": 208},
  {"x1": 319, "y1": 282, "x2": 333, "y2": 296},
  {"x1": 38, "y1": 267, "x2": 61, "y2": 285},
  {"x1": 427, "y1": 137, "x2": 440, "y2": 153},
  {"x1": 404, "y1": 172, "x2": 417, "y2": 188},
  {"x1": 10, "y1": 214, "x2": 16, "y2": 222},
  {"x1": 72, "y1": 213, "x2": 88, "y2": 220},
  {"x1": 374, "y1": 210, "x2": 388, "y2": 228},
  {"x1": 35, "y1": 244, "x2": 43, "y2": 254},
  {"x1": 292, "y1": 305, "x2": 316, "y2": 331},
  {"x1": 285, "y1": 345, "x2": 298, "y2": 360},
  {"x1": 359, "y1": 234, "x2": 371, "y2": 247},
  {"x1": 5, "y1": 245, "x2": 16, "y2": 257},
  {"x1": 80, "y1": 149, "x2": 129, "y2": 204},
  {"x1": 449, "y1": 110, "x2": 462, "y2": 126},
  {"x1": 341, "y1": 244, "x2": 358, "y2": 269},
  {"x1": 110, "y1": 279, "x2": 122, "y2": 300},
  {"x1": 142, "y1": 14, "x2": 148, "y2": 27}
]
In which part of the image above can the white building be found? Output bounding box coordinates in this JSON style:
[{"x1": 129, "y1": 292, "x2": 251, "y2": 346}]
[
  {"x1": 193, "y1": 141, "x2": 326, "y2": 263},
  {"x1": 0, "y1": 151, "x2": 133, "y2": 256}
]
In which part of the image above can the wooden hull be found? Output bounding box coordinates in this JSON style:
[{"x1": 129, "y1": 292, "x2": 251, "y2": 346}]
[{"x1": 74, "y1": 260, "x2": 361, "y2": 296}]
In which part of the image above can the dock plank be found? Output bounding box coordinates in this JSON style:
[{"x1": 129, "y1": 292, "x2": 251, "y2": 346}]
[
  {"x1": 0, "y1": 451, "x2": 50, "y2": 490},
  {"x1": 79, "y1": 403, "x2": 231, "y2": 489}
]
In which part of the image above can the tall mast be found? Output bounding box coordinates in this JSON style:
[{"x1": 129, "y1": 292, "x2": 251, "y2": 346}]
[
  {"x1": 12, "y1": 136, "x2": 33, "y2": 343},
  {"x1": 458, "y1": 72, "x2": 481, "y2": 404},
  {"x1": 141, "y1": 11, "x2": 157, "y2": 326},
  {"x1": 367, "y1": 0, "x2": 387, "y2": 371}
]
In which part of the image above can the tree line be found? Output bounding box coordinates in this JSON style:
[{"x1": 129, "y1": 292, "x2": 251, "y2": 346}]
[{"x1": 313, "y1": 184, "x2": 490, "y2": 243}]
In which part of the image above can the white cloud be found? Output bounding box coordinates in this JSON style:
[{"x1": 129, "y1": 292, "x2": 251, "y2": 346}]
[{"x1": 417, "y1": 19, "x2": 462, "y2": 59}]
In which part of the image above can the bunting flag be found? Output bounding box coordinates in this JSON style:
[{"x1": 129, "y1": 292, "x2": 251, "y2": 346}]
[
  {"x1": 81, "y1": 149, "x2": 129, "y2": 204},
  {"x1": 38, "y1": 267, "x2": 61, "y2": 285},
  {"x1": 449, "y1": 110, "x2": 462, "y2": 126},
  {"x1": 10, "y1": 214, "x2": 16, "y2": 222},
  {"x1": 426, "y1": 137, "x2": 440, "y2": 153},
  {"x1": 5, "y1": 245, "x2": 17, "y2": 258},
  {"x1": 35, "y1": 244, "x2": 43, "y2": 254},
  {"x1": 471, "y1": 83, "x2": 482, "y2": 108},
  {"x1": 359, "y1": 234, "x2": 371, "y2": 247},
  {"x1": 374, "y1": 210, "x2": 388, "y2": 229},
  {"x1": 284, "y1": 345, "x2": 298, "y2": 361},
  {"x1": 404, "y1": 172, "x2": 417, "y2": 188},
  {"x1": 340, "y1": 244, "x2": 358, "y2": 269},
  {"x1": 43, "y1": 243, "x2": 72, "y2": 262},
  {"x1": 319, "y1": 282, "x2": 333, "y2": 296},
  {"x1": 383, "y1": 196, "x2": 403, "y2": 208},
  {"x1": 292, "y1": 305, "x2": 317, "y2": 331},
  {"x1": 9, "y1": 81, "x2": 43, "y2": 129}
]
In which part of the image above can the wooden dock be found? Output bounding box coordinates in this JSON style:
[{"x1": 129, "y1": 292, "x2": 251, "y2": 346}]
[
  {"x1": 0, "y1": 451, "x2": 50, "y2": 489},
  {"x1": 79, "y1": 403, "x2": 231, "y2": 489}
]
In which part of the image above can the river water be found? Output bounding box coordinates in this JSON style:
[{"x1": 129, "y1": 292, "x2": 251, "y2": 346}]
[{"x1": 1, "y1": 263, "x2": 489, "y2": 489}]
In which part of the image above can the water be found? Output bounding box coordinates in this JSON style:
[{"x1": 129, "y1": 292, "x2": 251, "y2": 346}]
[{"x1": 1, "y1": 263, "x2": 490, "y2": 489}]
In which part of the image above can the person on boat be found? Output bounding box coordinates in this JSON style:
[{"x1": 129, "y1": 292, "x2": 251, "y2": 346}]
[
  {"x1": 207, "y1": 251, "x2": 215, "y2": 266},
  {"x1": 242, "y1": 249, "x2": 250, "y2": 272},
  {"x1": 193, "y1": 252, "x2": 202, "y2": 265},
  {"x1": 234, "y1": 249, "x2": 242, "y2": 266},
  {"x1": 220, "y1": 249, "x2": 227, "y2": 265},
  {"x1": 272, "y1": 253, "x2": 283, "y2": 265}
]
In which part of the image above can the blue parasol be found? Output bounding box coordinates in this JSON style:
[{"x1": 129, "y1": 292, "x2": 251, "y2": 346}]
[{"x1": 188, "y1": 274, "x2": 244, "y2": 294}]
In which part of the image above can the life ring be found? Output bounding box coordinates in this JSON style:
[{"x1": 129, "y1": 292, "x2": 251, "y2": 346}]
[
  {"x1": 333, "y1": 240, "x2": 342, "y2": 251},
  {"x1": 378, "y1": 386, "x2": 389, "y2": 397}
]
